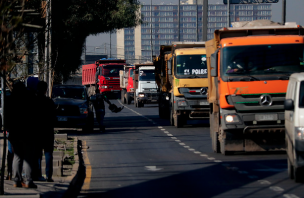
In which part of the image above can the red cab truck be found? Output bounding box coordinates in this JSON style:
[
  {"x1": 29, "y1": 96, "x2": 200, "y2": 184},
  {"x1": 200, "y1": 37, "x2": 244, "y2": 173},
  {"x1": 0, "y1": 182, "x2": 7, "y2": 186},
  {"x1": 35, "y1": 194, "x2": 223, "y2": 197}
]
[
  {"x1": 120, "y1": 65, "x2": 135, "y2": 104},
  {"x1": 82, "y1": 59, "x2": 126, "y2": 97}
]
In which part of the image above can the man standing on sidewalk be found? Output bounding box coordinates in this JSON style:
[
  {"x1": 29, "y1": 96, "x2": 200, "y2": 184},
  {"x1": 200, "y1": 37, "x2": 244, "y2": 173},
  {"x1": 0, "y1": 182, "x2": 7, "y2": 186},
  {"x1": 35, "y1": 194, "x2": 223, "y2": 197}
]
[
  {"x1": 36, "y1": 81, "x2": 56, "y2": 182},
  {"x1": 6, "y1": 81, "x2": 38, "y2": 188}
]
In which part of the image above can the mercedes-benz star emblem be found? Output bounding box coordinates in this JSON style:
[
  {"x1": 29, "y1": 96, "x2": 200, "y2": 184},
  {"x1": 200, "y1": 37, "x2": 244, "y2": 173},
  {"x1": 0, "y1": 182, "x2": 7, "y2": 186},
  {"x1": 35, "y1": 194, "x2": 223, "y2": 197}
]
[
  {"x1": 200, "y1": 87, "x2": 207, "y2": 95},
  {"x1": 259, "y1": 94, "x2": 272, "y2": 106}
]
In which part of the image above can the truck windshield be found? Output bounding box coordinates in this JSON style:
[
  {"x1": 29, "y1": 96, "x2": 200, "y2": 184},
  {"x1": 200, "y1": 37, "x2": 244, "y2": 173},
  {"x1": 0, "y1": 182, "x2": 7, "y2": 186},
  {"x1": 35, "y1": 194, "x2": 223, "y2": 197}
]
[
  {"x1": 103, "y1": 65, "x2": 124, "y2": 77},
  {"x1": 52, "y1": 87, "x2": 86, "y2": 100},
  {"x1": 139, "y1": 70, "x2": 155, "y2": 81},
  {"x1": 175, "y1": 55, "x2": 207, "y2": 78},
  {"x1": 222, "y1": 44, "x2": 304, "y2": 79}
]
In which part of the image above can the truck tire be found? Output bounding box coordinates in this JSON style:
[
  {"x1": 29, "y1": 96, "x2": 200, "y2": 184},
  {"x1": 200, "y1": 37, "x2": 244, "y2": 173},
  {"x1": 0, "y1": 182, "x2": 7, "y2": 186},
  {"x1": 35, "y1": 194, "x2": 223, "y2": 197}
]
[
  {"x1": 126, "y1": 94, "x2": 132, "y2": 105},
  {"x1": 121, "y1": 90, "x2": 127, "y2": 104},
  {"x1": 212, "y1": 131, "x2": 220, "y2": 153},
  {"x1": 294, "y1": 167, "x2": 304, "y2": 183},
  {"x1": 288, "y1": 158, "x2": 294, "y2": 180},
  {"x1": 219, "y1": 128, "x2": 232, "y2": 155},
  {"x1": 170, "y1": 106, "x2": 174, "y2": 126},
  {"x1": 174, "y1": 112, "x2": 183, "y2": 128}
]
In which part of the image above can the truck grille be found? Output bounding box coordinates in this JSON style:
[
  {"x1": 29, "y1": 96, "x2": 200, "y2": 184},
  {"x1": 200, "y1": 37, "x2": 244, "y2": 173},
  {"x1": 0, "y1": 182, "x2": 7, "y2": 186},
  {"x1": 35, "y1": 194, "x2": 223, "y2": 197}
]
[
  {"x1": 108, "y1": 80, "x2": 119, "y2": 85},
  {"x1": 56, "y1": 105, "x2": 80, "y2": 116},
  {"x1": 228, "y1": 93, "x2": 286, "y2": 112}
]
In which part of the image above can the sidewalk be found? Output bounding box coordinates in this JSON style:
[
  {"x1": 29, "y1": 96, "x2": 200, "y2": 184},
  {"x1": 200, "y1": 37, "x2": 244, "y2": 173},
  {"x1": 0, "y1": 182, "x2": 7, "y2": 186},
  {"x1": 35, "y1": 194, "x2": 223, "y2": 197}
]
[{"x1": 0, "y1": 134, "x2": 84, "y2": 198}]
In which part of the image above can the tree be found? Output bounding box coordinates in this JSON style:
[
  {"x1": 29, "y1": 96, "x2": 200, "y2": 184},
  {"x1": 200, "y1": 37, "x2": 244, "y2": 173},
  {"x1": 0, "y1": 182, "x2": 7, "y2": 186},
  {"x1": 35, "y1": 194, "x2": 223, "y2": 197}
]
[{"x1": 51, "y1": 0, "x2": 142, "y2": 81}]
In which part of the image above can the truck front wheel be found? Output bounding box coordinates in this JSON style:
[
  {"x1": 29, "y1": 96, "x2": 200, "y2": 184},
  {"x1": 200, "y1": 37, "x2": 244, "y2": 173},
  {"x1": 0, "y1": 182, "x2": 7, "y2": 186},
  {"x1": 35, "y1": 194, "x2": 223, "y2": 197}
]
[
  {"x1": 126, "y1": 93, "x2": 132, "y2": 105},
  {"x1": 212, "y1": 131, "x2": 220, "y2": 153},
  {"x1": 174, "y1": 112, "x2": 184, "y2": 128}
]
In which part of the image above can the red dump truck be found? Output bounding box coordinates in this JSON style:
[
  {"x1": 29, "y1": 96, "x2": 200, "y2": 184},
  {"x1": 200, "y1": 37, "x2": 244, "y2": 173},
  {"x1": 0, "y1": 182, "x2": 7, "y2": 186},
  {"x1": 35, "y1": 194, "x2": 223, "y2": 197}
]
[{"x1": 82, "y1": 59, "x2": 126, "y2": 97}]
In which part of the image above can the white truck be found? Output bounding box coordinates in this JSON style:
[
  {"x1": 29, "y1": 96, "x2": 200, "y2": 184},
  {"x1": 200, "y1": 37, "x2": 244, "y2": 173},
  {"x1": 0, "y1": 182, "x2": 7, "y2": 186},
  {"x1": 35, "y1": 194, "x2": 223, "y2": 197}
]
[{"x1": 133, "y1": 63, "x2": 158, "y2": 107}]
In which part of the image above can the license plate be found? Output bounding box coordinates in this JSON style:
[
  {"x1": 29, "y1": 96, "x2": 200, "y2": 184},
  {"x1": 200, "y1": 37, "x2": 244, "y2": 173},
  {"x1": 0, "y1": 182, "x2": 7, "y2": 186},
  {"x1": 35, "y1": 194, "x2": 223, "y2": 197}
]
[
  {"x1": 58, "y1": 117, "x2": 67, "y2": 121},
  {"x1": 255, "y1": 114, "x2": 277, "y2": 121},
  {"x1": 200, "y1": 101, "x2": 209, "y2": 105}
]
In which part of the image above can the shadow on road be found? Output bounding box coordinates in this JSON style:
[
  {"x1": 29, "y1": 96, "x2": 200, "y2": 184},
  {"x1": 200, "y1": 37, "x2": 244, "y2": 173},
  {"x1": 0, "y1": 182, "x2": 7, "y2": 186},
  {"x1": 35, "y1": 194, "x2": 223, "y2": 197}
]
[{"x1": 77, "y1": 158, "x2": 293, "y2": 198}]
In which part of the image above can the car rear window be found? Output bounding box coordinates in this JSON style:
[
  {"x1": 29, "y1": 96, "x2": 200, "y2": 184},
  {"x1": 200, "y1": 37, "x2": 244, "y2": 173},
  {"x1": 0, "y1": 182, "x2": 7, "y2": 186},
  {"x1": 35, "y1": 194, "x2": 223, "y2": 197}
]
[{"x1": 52, "y1": 87, "x2": 86, "y2": 100}]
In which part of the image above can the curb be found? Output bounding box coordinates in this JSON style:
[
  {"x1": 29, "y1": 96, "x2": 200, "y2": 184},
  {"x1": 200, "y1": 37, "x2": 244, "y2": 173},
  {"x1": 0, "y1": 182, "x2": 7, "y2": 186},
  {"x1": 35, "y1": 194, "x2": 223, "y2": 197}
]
[
  {"x1": 62, "y1": 137, "x2": 79, "y2": 183},
  {"x1": 62, "y1": 138, "x2": 86, "y2": 198}
]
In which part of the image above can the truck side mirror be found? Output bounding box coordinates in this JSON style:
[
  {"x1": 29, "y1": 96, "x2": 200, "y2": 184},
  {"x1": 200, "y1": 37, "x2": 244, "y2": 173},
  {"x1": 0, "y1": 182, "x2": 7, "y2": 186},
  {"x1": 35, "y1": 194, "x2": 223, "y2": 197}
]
[
  {"x1": 284, "y1": 99, "x2": 294, "y2": 111},
  {"x1": 168, "y1": 58, "x2": 172, "y2": 75},
  {"x1": 210, "y1": 50, "x2": 219, "y2": 77}
]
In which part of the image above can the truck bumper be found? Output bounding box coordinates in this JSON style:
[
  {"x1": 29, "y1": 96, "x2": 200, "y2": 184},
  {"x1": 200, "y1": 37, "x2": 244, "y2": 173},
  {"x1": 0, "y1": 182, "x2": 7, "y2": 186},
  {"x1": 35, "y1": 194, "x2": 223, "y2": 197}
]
[
  {"x1": 138, "y1": 92, "x2": 159, "y2": 103},
  {"x1": 220, "y1": 109, "x2": 285, "y2": 152},
  {"x1": 173, "y1": 96, "x2": 209, "y2": 119}
]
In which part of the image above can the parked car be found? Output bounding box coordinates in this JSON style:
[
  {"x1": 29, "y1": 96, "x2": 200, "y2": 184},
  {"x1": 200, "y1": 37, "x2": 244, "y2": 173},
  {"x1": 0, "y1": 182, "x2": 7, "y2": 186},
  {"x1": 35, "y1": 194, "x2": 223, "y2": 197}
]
[
  {"x1": 284, "y1": 72, "x2": 304, "y2": 182},
  {"x1": 52, "y1": 85, "x2": 94, "y2": 132}
]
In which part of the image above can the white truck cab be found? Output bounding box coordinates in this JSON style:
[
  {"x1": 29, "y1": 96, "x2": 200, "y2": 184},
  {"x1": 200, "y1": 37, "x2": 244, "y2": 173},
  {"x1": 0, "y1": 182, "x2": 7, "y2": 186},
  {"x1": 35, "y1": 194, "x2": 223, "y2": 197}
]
[
  {"x1": 133, "y1": 64, "x2": 158, "y2": 108},
  {"x1": 284, "y1": 72, "x2": 304, "y2": 182}
]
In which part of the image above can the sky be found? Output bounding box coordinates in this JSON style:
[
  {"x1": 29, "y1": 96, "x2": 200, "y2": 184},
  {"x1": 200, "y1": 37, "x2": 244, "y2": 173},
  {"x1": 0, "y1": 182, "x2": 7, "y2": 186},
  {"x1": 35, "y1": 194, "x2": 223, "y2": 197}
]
[{"x1": 85, "y1": 0, "x2": 304, "y2": 57}]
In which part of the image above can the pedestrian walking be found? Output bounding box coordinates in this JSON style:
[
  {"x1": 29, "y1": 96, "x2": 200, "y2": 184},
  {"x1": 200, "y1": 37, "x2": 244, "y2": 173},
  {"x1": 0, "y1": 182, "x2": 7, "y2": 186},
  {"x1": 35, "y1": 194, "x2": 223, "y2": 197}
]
[
  {"x1": 36, "y1": 81, "x2": 56, "y2": 182},
  {"x1": 6, "y1": 81, "x2": 38, "y2": 188},
  {"x1": 93, "y1": 89, "x2": 123, "y2": 132}
]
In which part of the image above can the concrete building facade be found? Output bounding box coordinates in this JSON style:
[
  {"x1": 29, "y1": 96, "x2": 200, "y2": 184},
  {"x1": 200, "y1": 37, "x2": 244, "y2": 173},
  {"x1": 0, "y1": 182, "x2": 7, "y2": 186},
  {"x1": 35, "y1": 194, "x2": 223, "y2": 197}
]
[{"x1": 116, "y1": 3, "x2": 272, "y2": 64}]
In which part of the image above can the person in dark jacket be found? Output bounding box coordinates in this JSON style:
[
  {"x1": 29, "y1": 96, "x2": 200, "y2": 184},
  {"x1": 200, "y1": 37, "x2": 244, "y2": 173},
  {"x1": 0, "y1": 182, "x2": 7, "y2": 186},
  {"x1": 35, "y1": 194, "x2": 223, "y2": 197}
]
[
  {"x1": 6, "y1": 81, "x2": 38, "y2": 188},
  {"x1": 36, "y1": 81, "x2": 56, "y2": 182},
  {"x1": 93, "y1": 89, "x2": 123, "y2": 132}
]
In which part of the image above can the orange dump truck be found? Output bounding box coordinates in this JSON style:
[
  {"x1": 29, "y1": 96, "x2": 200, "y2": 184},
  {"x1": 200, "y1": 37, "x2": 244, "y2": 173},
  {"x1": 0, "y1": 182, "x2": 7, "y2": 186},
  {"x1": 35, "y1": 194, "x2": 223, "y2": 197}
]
[{"x1": 206, "y1": 20, "x2": 304, "y2": 155}]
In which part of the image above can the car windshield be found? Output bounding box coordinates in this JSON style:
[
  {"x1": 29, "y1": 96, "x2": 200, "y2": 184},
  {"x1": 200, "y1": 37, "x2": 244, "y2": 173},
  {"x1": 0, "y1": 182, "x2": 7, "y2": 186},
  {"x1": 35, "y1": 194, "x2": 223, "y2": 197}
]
[
  {"x1": 139, "y1": 70, "x2": 155, "y2": 81},
  {"x1": 103, "y1": 65, "x2": 124, "y2": 77},
  {"x1": 175, "y1": 55, "x2": 207, "y2": 78},
  {"x1": 52, "y1": 87, "x2": 86, "y2": 100},
  {"x1": 222, "y1": 44, "x2": 304, "y2": 78}
]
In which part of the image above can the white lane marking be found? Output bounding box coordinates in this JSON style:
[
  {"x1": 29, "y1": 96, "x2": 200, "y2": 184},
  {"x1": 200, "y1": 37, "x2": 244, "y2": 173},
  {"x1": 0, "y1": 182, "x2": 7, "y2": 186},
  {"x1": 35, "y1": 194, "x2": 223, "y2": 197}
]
[
  {"x1": 184, "y1": 146, "x2": 190, "y2": 148},
  {"x1": 283, "y1": 194, "x2": 300, "y2": 198},
  {"x1": 179, "y1": 143, "x2": 186, "y2": 145},
  {"x1": 194, "y1": 151, "x2": 201, "y2": 154},
  {"x1": 167, "y1": 134, "x2": 173, "y2": 136},
  {"x1": 161, "y1": 129, "x2": 166, "y2": 131},
  {"x1": 145, "y1": 166, "x2": 163, "y2": 171},
  {"x1": 229, "y1": 167, "x2": 239, "y2": 171},
  {"x1": 238, "y1": 171, "x2": 248, "y2": 174},
  {"x1": 208, "y1": 157, "x2": 215, "y2": 160},
  {"x1": 189, "y1": 149, "x2": 195, "y2": 151},
  {"x1": 171, "y1": 137, "x2": 177, "y2": 140},
  {"x1": 248, "y1": 175, "x2": 258, "y2": 179},
  {"x1": 175, "y1": 140, "x2": 181, "y2": 142},
  {"x1": 164, "y1": 131, "x2": 169, "y2": 134},
  {"x1": 152, "y1": 122, "x2": 156, "y2": 124},
  {"x1": 269, "y1": 186, "x2": 284, "y2": 192},
  {"x1": 214, "y1": 160, "x2": 222, "y2": 163},
  {"x1": 258, "y1": 180, "x2": 271, "y2": 185},
  {"x1": 200, "y1": 154, "x2": 208, "y2": 157},
  {"x1": 158, "y1": 126, "x2": 163, "y2": 128}
]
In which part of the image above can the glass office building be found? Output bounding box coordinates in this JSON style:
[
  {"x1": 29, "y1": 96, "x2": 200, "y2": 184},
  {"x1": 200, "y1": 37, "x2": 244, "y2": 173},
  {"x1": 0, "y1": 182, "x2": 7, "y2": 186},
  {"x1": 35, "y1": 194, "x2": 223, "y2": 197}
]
[{"x1": 116, "y1": 3, "x2": 272, "y2": 63}]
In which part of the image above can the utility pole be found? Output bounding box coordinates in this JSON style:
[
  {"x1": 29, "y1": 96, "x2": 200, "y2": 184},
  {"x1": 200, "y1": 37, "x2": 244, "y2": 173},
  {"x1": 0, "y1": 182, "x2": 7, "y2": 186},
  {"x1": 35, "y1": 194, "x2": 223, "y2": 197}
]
[
  {"x1": 110, "y1": 32, "x2": 111, "y2": 58},
  {"x1": 84, "y1": 39, "x2": 86, "y2": 64},
  {"x1": 196, "y1": 0, "x2": 198, "y2": 41},
  {"x1": 227, "y1": 0, "x2": 230, "y2": 27},
  {"x1": 0, "y1": 70, "x2": 6, "y2": 195},
  {"x1": 150, "y1": 0, "x2": 153, "y2": 61},
  {"x1": 282, "y1": 0, "x2": 286, "y2": 25},
  {"x1": 178, "y1": 0, "x2": 180, "y2": 41},
  {"x1": 202, "y1": 0, "x2": 208, "y2": 41},
  {"x1": 44, "y1": 0, "x2": 52, "y2": 95}
]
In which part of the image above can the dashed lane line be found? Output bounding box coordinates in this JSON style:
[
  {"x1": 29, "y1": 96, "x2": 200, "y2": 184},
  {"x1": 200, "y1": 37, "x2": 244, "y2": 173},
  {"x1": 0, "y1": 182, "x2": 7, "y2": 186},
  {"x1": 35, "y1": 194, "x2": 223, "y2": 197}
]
[{"x1": 118, "y1": 100, "x2": 300, "y2": 198}]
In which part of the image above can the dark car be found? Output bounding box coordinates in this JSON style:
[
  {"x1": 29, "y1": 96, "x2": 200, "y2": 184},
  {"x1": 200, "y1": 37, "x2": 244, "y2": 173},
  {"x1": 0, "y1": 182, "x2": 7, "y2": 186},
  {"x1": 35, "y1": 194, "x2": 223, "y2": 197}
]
[{"x1": 52, "y1": 85, "x2": 94, "y2": 132}]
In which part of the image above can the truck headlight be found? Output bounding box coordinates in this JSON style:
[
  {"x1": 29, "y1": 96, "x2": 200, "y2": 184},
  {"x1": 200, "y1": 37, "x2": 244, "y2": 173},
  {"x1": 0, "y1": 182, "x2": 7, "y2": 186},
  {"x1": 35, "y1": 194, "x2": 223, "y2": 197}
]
[
  {"x1": 295, "y1": 127, "x2": 304, "y2": 140},
  {"x1": 129, "y1": 88, "x2": 134, "y2": 92},
  {"x1": 225, "y1": 114, "x2": 241, "y2": 124},
  {"x1": 139, "y1": 93, "x2": 145, "y2": 97},
  {"x1": 80, "y1": 108, "x2": 88, "y2": 114},
  {"x1": 102, "y1": 86, "x2": 108, "y2": 89},
  {"x1": 177, "y1": 100, "x2": 188, "y2": 106}
]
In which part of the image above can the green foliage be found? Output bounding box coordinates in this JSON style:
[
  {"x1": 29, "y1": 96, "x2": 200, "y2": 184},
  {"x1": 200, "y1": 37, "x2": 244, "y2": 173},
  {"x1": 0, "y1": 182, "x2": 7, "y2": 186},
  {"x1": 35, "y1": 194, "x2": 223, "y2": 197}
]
[{"x1": 51, "y1": 0, "x2": 142, "y2": 81}]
